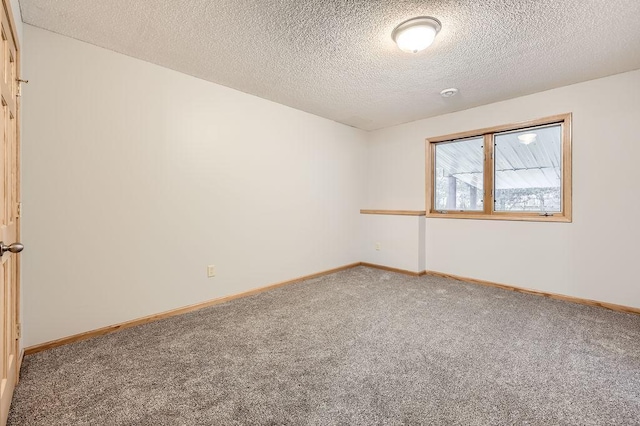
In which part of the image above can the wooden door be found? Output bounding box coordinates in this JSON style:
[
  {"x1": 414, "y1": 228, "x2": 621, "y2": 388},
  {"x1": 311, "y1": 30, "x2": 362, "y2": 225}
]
[{"x1": 0, "y1": 1, "x2": 19, "y2": 424}]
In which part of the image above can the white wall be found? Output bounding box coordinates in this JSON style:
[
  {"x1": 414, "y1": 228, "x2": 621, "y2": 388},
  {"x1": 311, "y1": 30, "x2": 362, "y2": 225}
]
[
  {"x1": 21, "y1": 25, "x2": 367, "y2": 347},
  {"x1": 365, "y1": 69, "x2": 640, "y2": 309},
  {"x1": 360, "y1": 215, "x2": 425, "y2": 273}
]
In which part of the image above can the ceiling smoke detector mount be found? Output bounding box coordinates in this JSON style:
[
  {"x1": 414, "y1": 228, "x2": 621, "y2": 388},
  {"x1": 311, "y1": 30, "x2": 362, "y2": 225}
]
[
  {"x1": 440, "y1": 88, "x2": 458, "y2": 98},
  {"x1": 392, "y1": 16, "x2": 442, "y2": 53}
]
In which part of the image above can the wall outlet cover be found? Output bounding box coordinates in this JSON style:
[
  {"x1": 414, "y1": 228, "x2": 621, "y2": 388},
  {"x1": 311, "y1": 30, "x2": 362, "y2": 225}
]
[{"x1": 207, "y1": 265, "x2": 216, "y2": 278}]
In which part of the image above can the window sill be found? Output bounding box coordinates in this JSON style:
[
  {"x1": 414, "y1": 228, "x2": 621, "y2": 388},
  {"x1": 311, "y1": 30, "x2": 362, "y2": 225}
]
[{"x1": 426, "y1": 212, "x2": 572, "y2": 223}]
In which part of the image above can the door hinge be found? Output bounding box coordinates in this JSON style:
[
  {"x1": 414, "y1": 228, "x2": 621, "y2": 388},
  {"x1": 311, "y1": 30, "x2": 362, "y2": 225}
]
[
  {"x1": 17, "y1": 78, "x2": 28, "y2": 97},
  {"x1": 16, "y1": 323, "x2": 21, "y2": 338},
  {"x1": 17, "y1": 202, "x2": 22, "y2": 218}
]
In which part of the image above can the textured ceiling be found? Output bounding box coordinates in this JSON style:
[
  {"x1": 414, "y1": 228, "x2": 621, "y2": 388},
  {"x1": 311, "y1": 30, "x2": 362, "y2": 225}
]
[{"x1": 19, "y1": 0, "x2": 640, "y2": 130}]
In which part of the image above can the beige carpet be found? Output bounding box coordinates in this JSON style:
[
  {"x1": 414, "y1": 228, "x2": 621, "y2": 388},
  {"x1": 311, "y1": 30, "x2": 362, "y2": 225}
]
[{"x1": 9, "y1": 266, "x2": 640, "y2": 425}]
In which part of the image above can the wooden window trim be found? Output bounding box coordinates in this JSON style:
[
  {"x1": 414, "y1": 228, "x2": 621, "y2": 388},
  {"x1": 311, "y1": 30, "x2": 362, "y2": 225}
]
[{"x1": 425, "y1": 113, "x2": 572, "y2": 223}]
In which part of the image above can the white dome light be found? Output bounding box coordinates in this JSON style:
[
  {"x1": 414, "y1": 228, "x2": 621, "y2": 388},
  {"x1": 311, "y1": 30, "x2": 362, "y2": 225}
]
[{"x1": 392, "y1": 17, "x2": 442, "y2": 53}]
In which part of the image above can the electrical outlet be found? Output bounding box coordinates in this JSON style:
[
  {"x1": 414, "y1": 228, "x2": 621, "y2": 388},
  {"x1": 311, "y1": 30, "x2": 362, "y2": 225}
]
[
  {"x1": 207, "y1": 265, "x2": 216, "y2": 278},
  {"x1": 375, "y1": 242, "x2": 381, "y2": 251}
]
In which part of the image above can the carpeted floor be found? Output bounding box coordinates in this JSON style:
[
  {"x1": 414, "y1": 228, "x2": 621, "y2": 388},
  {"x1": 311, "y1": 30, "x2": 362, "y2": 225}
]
[{"x1": 8, "y1": 266, "x2": 640, "y2": 425}]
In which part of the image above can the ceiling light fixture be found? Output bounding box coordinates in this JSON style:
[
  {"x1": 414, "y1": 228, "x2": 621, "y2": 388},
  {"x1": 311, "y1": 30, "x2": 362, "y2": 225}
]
[
  {"x1": 392, "y1": 17, "x2": 442, "y2": 53},
  {"x1": 518, "y1": 133, "x2": 537, "y2": 145},
  {"x1": 440, "y1": 88, "x2": 458, "y2": 98}
]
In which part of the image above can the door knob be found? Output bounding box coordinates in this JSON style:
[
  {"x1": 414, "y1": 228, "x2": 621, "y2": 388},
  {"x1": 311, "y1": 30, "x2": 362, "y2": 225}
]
[{"x1": 0, "y1": 242, "x2": 23, "y2": 256}]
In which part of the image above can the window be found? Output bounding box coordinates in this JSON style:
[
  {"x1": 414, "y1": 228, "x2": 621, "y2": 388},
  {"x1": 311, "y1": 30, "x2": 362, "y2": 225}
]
[{"x1": 426, "y1": 114, "x2": 571, "y2": 222}]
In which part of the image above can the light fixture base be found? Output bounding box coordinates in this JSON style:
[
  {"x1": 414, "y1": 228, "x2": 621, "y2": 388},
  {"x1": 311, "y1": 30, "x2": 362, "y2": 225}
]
[{"x1": 392, "y1": 16, "x2": 442, "y2": 53}]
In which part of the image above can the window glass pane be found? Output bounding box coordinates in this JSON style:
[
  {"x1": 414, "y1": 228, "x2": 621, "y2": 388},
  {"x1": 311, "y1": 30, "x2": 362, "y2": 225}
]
[
  {"x1": 434, "y1": 137, "x2": 484, "y2": 211},
  {"x1": 494, "y1": 124, "x2": 562, "y2": 212}
]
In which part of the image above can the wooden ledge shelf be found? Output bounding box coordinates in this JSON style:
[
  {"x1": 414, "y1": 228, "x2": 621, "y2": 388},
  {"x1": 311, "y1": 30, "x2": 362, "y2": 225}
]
[{"x1": 360, "y1": 210, "x2": 426, "y2": 216}]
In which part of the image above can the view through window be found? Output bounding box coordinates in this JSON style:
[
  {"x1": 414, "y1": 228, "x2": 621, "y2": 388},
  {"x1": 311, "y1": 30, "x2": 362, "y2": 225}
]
[
  {"x1": 494, "y1": 124, "x2": 562, "y2": 213},
  {"x1": 434, "y1": 137, "x2": 484, "y2": 211}
]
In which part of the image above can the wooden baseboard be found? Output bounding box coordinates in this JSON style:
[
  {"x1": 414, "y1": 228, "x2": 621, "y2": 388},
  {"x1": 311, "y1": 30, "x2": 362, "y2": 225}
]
[
  {"x1": 360, "y1": 262, "x2": 426, "y2": 277},
  {"x1": 24, "y1": 262, "x2": 361, "y2": 356},
  {"x1": 423, "y1": 270, "x2": 640, "y2": 315}
]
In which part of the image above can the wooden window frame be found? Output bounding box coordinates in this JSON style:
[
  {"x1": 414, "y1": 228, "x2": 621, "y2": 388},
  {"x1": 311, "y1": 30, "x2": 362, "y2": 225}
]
[{"x1": 425, "y1": 113, "x2": 572, "y2": 223}]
